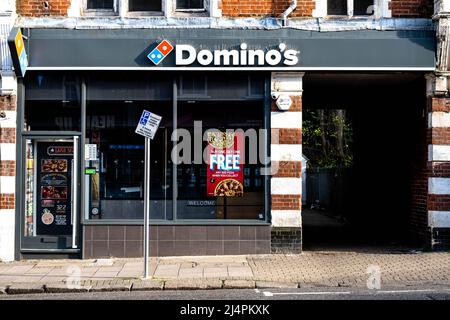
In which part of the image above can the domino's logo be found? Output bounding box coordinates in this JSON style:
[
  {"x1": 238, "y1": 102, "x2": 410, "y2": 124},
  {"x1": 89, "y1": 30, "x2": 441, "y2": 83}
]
[{"x1": 147, "y1": 40, "x2": 174, "y2": 65}]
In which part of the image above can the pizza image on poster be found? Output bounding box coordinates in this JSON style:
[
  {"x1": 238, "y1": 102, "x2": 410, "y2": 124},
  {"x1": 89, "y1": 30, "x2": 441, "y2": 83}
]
[
  {"x1": 41, "y1": 186, "x2": 68, "y2": 199},
  {"x1": 206, "y1": 131, "x2": 244, "y2": 197},
  {"x1": 214, "y1": 178, "x2": 244, "y2": 197},
  {"x1": 41, "y1": 159, "x2": 68, "y2": 172}
]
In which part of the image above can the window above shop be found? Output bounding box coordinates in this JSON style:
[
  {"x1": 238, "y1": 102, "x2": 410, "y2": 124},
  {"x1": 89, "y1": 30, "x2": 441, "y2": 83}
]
[
  {"x1": 327, "y1": 0, "x2": 374, "y2": 16},
  {"x1": 84, "y1": 0, "x2": 117, "y2": 15},
  {"x1": 87, "y1": 0, "x2": 114, "y2": 9},
  {"x1": 314, "y1": 0, "x2": 391, "y2": 18},
  {"x1": 175, "y1": 0, "x2": 205, "y2": 11},
  {"x1": 82, "y1": 0, "x2": 209, "y2": 16},
  {"x1": 128, "y1": 0, "x2": 163, "y2": 14},
  {"x1": 129, "y1": 0, "x2": 161, "y2": 11}
]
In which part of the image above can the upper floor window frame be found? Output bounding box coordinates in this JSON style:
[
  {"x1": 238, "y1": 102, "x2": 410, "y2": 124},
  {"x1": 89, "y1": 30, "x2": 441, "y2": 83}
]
[
  {"x1": 82, "y1": 0, "x2": 212, "y2": 17},
  {"x1": 174, "y1": 0, "x2": 207, "y2": 13},
  {"x1": 125, "y1": 0, "x2": 164, "y2": 17},
  {"x1": 83, "y1": 0, "x2": 119, "y2": 16},
  {"x1": 313, "y1": 0, "x2": 391, "y2": 19},
  {"x1": 328, "y1": 0, "x2": 375, "y2": 17}
]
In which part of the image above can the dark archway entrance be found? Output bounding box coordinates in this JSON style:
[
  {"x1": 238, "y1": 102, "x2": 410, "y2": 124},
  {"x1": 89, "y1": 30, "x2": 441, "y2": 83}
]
[{"x1": 302, "y1": 73, "x2": 427, "y2": 250}]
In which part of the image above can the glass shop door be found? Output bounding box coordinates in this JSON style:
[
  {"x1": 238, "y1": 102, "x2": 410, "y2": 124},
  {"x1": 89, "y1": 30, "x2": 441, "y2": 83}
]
[{"x1": 21, "y1": 136, "x2": 80, "y2": 252}]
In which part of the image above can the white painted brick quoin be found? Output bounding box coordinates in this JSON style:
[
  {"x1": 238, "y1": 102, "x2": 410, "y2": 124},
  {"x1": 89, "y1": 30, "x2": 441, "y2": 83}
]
[
  {"x1": 0, "y1": 143, "x2": 16, "y2": 161},
  {"x1": 0, "y1": 209, "x2": 15, "y2": 262},
  {"x1": 270, "y1": 144, "x2": 302, "y2": 162},
  {"x1": 428, "y1": 177, "x2": 450, "y2": 195},
  {"x1": 271, "y1": 112, "x2": 302, "y2": 129},
  {"x1": 271, "y1": 210, "x2": 302, "y2": 227},
  {"x1": 429, "y1": 112, "x2": 450, "y2": 128},
  {"x1": 0, "y1": 176, "x2": 15, "y2": 194},
  {"x1": 271, "y1": 177, "x2": 302, "y2": 195},
  {"x1": 428, "y1": 211, "x2": 450, "y2": 228},
  {"x1": 428, "y1": 145, "x2": 450, "y2": 162}
]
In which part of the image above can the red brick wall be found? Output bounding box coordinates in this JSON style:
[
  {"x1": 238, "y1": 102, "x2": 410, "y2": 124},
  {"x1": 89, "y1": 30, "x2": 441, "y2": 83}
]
[
  {"x1": 0, "y1": 95, "x2": 16, "y2": 210},
  {"x1": 409, "y1": 96, "x2": 430, "y2": 246},
  {"x1": 221, "y1": 0, "x2": 315, "y2": 17},
  {"x1": 0, "y1": 95, "x2": 16, "y2": 111},
  {"x1": 272, "y1": 194, "x2": 302, "y2": 210},
  {"x1": 0, "y1": 161, "x2": 15, "y2": 176},
  {"x1": 17, "y1": 0, "x2": 71, "y2": 17},
  {"x1": 0, "y1": 128, "x2": 15, "y2": 144},
  {"x1": 390, "y1": 0, "x2": 433, "y2": 18},
  {"x1": 0, "y1": 194, "x2": 15, "y2": 209}
]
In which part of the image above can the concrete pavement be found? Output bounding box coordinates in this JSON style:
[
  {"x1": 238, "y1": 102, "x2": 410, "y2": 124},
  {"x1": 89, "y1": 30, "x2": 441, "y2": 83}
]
[{"x1": 0, "y1": 249, "x2": 449, "y2": 294}]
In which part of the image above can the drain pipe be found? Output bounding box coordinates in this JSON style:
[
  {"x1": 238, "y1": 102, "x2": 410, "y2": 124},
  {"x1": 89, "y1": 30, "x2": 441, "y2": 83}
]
[{"x1": 281, "y1": 0, "x2": 297, "y2": 27}]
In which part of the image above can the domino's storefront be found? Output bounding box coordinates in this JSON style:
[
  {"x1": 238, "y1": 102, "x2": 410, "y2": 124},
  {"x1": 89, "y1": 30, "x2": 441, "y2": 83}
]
[{"x1": 13, "y1": 28, "x2": 435, "y2": 259}]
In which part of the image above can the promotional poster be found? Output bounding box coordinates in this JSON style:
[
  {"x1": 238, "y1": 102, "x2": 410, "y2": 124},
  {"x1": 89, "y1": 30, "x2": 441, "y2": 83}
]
[{"x1": 206, "y1": 131, "x2": 244, "y2": 197}]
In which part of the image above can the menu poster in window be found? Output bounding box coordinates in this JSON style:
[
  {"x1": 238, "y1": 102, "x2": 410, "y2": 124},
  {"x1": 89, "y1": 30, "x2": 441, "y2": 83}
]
[
  {"x1": 206, "y1": 131, "x2": 244, "y2": 197},
  {"x1": 36, "y1": 142, "x2": 73, "y2": 236}
]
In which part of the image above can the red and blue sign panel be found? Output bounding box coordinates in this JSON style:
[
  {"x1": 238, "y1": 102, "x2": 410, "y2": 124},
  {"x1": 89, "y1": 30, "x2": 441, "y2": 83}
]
[{"x1": 147, "y1": 40, "x2": 174, "y2": 65}]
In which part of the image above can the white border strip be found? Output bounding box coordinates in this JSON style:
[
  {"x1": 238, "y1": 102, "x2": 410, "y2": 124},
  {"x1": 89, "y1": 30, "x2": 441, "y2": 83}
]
[
  {"x1": 271, "y1": 177, "x2": 302, "y2": 195},
  {"x1": 428, "y1": 210, "x2": 450, "y2": 228},
  {"x1": 0, "y1": 176, "x2": 15, "y2": 194},
  {"x1": 0, "y1": 143, "x2": 15, "y2": 161},
  {"x1": 428, "y1": 145, "x2": 450, "y2": 162},
  {"x1": 429, "y1": 177, "x2": 450, "y2": 195},
  {"x1": 27, "y1": 67, "x2": 436, "y2": 71},
  {"x1": 271, "y1": 210, "x2": 302, "y2": 227}
]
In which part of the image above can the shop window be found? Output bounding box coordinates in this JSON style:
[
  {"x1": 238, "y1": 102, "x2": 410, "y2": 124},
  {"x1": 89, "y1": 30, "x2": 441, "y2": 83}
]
[
  {"x1": 85, "y1": 73, "x2": 172, "y2": 220},
  {"x1": 176, "y1": 0, "x2": 204, "y2": 10},
  {"x1": 24, "y1": 73, "x2": 81, "y2": 132},
  {"x1": 327, "y1": 0, "x2": 374, "y2": 16},
  {"x1": 175, "y1": 100, "x2": 265, "y2": 220},
  {"x1": 23, "y1": 72, "x2": 266, "y2": 223},
  {"x1": 129, "y1": 0, "x2": 162, "y2": 12}
]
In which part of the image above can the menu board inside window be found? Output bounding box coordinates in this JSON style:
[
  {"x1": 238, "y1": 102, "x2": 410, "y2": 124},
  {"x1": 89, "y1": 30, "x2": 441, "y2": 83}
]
[{"x1": 35, "y1": 142, "x2": 73, "y2": 236}]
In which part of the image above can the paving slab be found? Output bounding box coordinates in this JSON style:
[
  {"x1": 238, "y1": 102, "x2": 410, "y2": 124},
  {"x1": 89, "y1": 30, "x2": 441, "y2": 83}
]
[
  {"x1": 12, "y1": 275, "x2": 44, "y2": 283},
  {"x1": 7, "y1": 283, "x2": 45, "y2": 295},
  {"x1": 0, "y1": 275, "x2": 18, "y2": 284},
  {"x1": 40, "y1": 276, "x2": 71, "y2": 284},
  {"x1": 92, "y1": 271, "x2": 121, "y2": 278},
  {"x1": 25, "y1": 267, "x2": 54, "y2": 275},
  {"x1": 3, "y1": 265, "x2": 35, "y2": 274},
  {"x1": 178, "y1": 267, "x2": 204, "y2": 278},
  {"x1": 204, "y1": 267, "x2": 228, "y2": 278},
  {"x1": 227, "y1": 266, "x2": 253, "y2": 278},
  {"x1": 164, "y1": 279, "x2": 223, "y2": 290},
  {"x1": 131, "y1": 280, "x2": 164, "y2": 291},
  {"x1": 223, "y1": 280, "x2": 255, "y2": 289},
  {"x1": 154, "y1": 264, "x2": 180, "y2": 278}
]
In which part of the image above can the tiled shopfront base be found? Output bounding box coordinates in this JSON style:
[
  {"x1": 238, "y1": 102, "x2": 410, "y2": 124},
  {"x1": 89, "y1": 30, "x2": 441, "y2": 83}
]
[{"x1": 83, "y1": 225, "x2": 271, "y2": 258}]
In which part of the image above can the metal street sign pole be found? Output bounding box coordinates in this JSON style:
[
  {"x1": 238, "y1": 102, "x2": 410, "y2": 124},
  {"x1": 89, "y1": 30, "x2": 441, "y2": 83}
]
[
  {"x1": 143, "y1": 137, "x2": 150, "y2": 279},
  {"x1": 135, "y1": 110, "x2": 161, "y2": 279}
]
